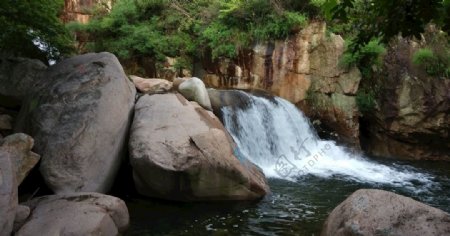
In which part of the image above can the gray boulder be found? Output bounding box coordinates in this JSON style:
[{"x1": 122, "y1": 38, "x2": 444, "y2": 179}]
[
  {"x1": 16, "y1": 192, "x2": 129, "y2": 236},
  {"x1": 0, "y1": 56, "x2": 47, "y2": 107},
  {"x1": 321, "y1": 189, "x2": 450, "y2": 236},
  {"x1": 129, "y1": 93, "x2": 269, "y2": 201},
  {"x1": 178, "y1": 77, "x2": 212, "y2": 110},
  {"x1": 15, "y1": 52, "x2": 136, "y2": 193}
]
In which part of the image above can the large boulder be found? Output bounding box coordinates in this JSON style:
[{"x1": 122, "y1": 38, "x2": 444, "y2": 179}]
[
  {"x1": 129, "y1": 93, "x2": 269, "y2": 201},
  {"x1": 0, "y1": 133, "x2": 40, "y2": 185},
  {"x1": 15, "y1": 52, "x2": 136, "y2": 193},
  {"x1": 178, "y1": 77, "x2": 212, "y2": 110},
  {"x1": 321, "y1": 189, "x2": 450, "y2": 236},
  {"x1": 0, "y1": 56, "x2": 47, "y2": 107},
  {"x1": 16, "y1": 192, "x2": 129, "y2": 235},
  {"x1": 129, "y1": 75, "x2": 173, "y2": 94},
  {"x1": 0, "y1": 140, "x2": 18, "y2": 235}
]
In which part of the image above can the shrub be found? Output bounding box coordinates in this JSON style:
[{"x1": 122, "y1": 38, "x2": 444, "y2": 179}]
[
  {"x1": 70, "y1": 0, "x2": 317, "y2": 65},
  {"x1": 356, "y1": 89, "x2": 376, "y2": 113},
  {"x1": 412, "y1": 48, "x2": 450, "y2": 78},
  {"x1": 340, "y1": 38, "x2": 386, "y2": 77}
]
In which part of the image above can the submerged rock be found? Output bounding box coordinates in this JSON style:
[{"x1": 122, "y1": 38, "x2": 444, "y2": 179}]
[
  {"x1": 16, "y1": 192, "x2": 129, "y2": 235},
  {"x1": 178, "y1": 77, "x2": 212, "y2": 110},
  {"x1": 321, "y1": 189, "x2": 450, "y2": 236},
  {"x1": 129, "y1": 93, "x2": 269, "y2": 201},
  {"x1": 15, "y1": 52, "x2": 136, "y2": 193}
]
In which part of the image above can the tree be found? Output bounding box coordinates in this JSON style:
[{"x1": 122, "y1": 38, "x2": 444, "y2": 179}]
[
  {"x1": 0, "y1": 0, "x2": 73, "y2": 62},
  {"x1": 322, "y1": 0, "x2": 449, "y2": 49}
]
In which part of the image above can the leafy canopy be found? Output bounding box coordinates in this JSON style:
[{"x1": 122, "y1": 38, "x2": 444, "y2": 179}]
[
  {"x1": 0, "y1": 0, "x2": 73, "y2": 61},
  {"x1": 70, "y1": 0, "x2": 317, "y2": 68},
  {"x1": 320, "y1": 0, "x2": 450, "y2": 48}
]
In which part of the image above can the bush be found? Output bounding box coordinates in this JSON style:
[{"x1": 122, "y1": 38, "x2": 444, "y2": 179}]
[
  {"x1": 0, "y1": 0, "x2": 73, "y2": 61},
  {"x1": 356, "y1": 89, "x2": 376, "y2": 113},
  {"x1": 340, "y1": 38, "x2": 386, "y2": 77},
  {"x1": 413, "y1": 48, "x2": 450, "y2": 78},
  {"x1": 70, "y1": 0, "x2": 318, "y2": 65}
]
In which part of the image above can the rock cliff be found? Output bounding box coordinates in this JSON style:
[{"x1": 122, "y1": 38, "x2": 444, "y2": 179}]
[{"x1": 199, "y1": 22, "x2": 362, "y2": 147}]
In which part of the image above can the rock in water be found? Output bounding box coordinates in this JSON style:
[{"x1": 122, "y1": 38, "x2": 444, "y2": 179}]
[
  {"x1": 15, "y1": 52, "x2": 136, "y2": 193},
  {"x1": 321, "y1": 189, "x2": 450, "y2": 236},
  {"x1": 129, "y1": 93, "x2": 269, "y2": 201},
  {"x1": 129, "y1": 75, "x2": 173, "y2": 94},
  {"x1": 16, "y1": 193, "x2": 129, "y2": 235},
  {"x1": 178, "y1": 77, "x2": 212, "y2": 110}
]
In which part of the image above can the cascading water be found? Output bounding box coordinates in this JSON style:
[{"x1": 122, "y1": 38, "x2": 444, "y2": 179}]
[
  {"x1": 221, "y1": 91, "x2": 435, "y2": 191},
  {"x1": 126, "y1": 90, "x2": 449, "y2": 235}
]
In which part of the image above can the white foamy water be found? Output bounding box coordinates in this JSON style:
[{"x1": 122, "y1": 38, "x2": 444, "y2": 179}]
[{"x1": 221, "y1": 91, "x2": 435, "y2": 190}]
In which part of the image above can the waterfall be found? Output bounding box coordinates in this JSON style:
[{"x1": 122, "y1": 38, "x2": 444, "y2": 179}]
[{"x1": 221, "y1": 91, "x2": 434, "y2": 190}]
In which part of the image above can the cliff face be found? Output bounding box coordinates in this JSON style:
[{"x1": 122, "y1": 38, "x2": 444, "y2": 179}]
[
  {"x1": 199, "y1": 22, "x2": 362, "y2": 148},
  {"x1": 362, "y1": 37, "x2": 450, "y2": 160},
  {"x1": 61, "y1": 0, "x2": 112, "y2": 24}
]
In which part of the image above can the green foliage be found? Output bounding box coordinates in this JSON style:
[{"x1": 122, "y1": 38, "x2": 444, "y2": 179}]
[
  {"x1": 72, "y1": 0, "x2": 197, "y2": 65},
  {"x1": 413, "y1": 48, "x2": 450, "y2": 78},
  {"x1": 356, "y1": 89, "x2": 376, "y2": 113},
  {"x1": 71, "y1": 0, "x2": 317, "y2": 65},
  {"x1": 321, "y1": 0, "x2": 449, "y2": 49},
  {"x1": 341, "y1": 38, "x2": 386, "y2": 77},
  {"x1": 0, "y1": 0, "x2": 73, "y2": 61},
  {"x1": 201, "y1": 22, "x2": 249, "y2": 59}
]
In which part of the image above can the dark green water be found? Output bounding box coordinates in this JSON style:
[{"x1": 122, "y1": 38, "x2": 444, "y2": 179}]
[{"x1": 125, "y1": 159, "x2": 450, "y2": 236}]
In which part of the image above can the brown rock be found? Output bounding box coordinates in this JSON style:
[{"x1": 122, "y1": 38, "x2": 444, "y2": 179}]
[
  {"x1": 0, "y1": 115, "x2": 13, "y2": 130},
  {"x1": 61, "y1": 0, "x2": 112, "y2": 24},
  {"x1": 129, "y1": 75, "x2": 172, "y2": 94},
  {"x1": 129, "y1": 93, "x2": 269, "y2": 201},
  {"x1": 16, "y1": 192, "x2": 129, "y2": 236},
  {"x1": 363, "y1": 37, "x2": 450, "y2": 160},
  {"x1": 322, "y1": 189, "x2": 450, "y2": 236},
  {"x1": 0, "y1": 133, "x2": 40, "y2": 185},
  {"x1": 0, "y1": 144, "x2": 18, "y2": 235},
  {"x1": 200, "y1": 22, "x2": 362, "y2": 147},
  {"x1": 173, "y1": 77, "x2": 188, "y2": 90}
]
